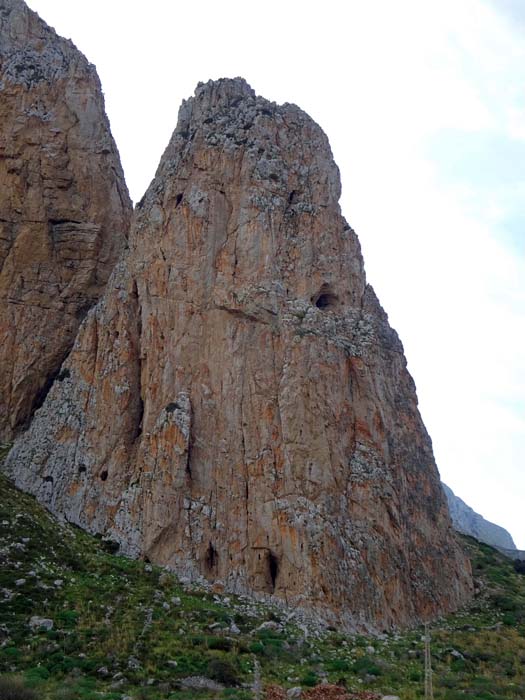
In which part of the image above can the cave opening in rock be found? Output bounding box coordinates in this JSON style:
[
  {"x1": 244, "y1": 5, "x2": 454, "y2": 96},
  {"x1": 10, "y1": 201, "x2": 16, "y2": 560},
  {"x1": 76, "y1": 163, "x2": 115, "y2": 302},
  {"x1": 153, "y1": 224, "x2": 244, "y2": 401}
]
[
  {"x1": 132, "y1": 396, "x2": 144, "y2": 442},
  {"x1": 205, "y1": 542, "x2": 218, "y2": 570},
  {"x1": 56, "y1": 368, "x2": 70, "y2": 381},
  {"x1": 100, "y1": 470, "x2": 108, "y2": 482},
  {"x1": 312, "y1": 284, "x2": 338, "y2": 310},
  {"x1": 268, "y1": 551, "x2": 279, "y2": 590}
]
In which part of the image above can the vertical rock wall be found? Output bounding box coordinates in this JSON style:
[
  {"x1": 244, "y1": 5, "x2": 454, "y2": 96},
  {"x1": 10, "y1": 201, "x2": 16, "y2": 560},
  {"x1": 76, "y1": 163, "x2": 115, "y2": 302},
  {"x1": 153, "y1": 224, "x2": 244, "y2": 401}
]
[
  {"x1": 4, "y1": 77, "x2": 472, "y2": 630},
  {"x1": 0, "y1": 0, "x2": 132, "y2": 439}
]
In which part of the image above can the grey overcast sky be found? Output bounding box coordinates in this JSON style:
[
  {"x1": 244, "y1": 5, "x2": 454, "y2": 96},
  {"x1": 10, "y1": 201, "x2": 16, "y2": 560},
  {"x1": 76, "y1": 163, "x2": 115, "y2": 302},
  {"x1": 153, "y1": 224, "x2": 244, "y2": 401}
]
[{"x1": 26, "y1": 0, "x2": 525, "y2": 547}]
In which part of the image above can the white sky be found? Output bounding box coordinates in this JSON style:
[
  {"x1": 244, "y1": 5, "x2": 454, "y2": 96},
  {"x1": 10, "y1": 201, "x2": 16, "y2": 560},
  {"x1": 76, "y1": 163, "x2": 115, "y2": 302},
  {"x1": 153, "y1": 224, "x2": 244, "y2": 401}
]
[{"x1": 25, "y1": 0, "x2": 525, "y2": 548}]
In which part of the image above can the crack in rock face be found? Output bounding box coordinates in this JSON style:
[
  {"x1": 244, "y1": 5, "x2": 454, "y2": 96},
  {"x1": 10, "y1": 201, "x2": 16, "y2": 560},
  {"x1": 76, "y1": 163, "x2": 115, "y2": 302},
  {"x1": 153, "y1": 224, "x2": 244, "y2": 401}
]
[
  {"x1": 2, "y1": 66, "x2": 472, "y2": 631},
  {"x1": 0, "y1": 0, "x2": 132, "y2": 440}
]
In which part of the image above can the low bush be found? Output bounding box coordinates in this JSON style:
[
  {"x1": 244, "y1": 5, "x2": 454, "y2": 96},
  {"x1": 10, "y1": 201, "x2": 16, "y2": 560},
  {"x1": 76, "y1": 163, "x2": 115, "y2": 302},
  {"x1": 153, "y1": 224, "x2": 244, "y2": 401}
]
[
  {"x1": 326, "y1": 658, "x2": 350, "y2": 672},
  {"x1": 207, "y1": 636, "x2": 233, "y2": 651},
  {"x1": 206, "y1": 658, "x2": 240, "y2": 686},
  {"x1": 300, "y1": 670, "x2": 318, "y2": 687},
  {"x1": 353, "y1": 655, "x2": 382, "y2": 677},
  {"x1": 0, "y1": 676, "x2": 38, "y2": 700}
]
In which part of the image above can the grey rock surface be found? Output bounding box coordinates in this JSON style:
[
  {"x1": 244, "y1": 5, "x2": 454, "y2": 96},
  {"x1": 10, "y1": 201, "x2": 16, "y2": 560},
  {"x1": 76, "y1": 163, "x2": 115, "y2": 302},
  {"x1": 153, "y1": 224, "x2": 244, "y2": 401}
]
[
  {"x1": 442, "y1": 483, "x2": 516, "y2": 551},
  {"x1": 179, "y1": 676, "x2": 224, "y2": 691},
  {"x1": 29, "y1": 616, "x2": 53, "y2": 631}
]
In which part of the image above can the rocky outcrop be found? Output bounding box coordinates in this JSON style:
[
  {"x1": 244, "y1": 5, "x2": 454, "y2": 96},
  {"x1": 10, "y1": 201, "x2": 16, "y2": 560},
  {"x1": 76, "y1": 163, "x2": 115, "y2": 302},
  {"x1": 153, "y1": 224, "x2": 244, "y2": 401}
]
[
  {"x1": 3, "y1": 78, "x2": 472, "y2": 630},
  {"x1": 443, "y1": 483, "x2": 516, "y2": 551},
  {"x1": 0, "y1": 0, "x2": 132, "y2": 440}
]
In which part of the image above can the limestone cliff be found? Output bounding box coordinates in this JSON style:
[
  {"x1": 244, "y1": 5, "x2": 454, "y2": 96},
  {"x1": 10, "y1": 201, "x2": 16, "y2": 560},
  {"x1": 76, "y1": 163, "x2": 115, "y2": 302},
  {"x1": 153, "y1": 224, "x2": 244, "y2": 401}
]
[
  {"x1": 443, "y1": 483, "x2": 516, "y2": 551},
  {"x1": 3, "y1": 78, "x2": 472, "y2": 630},
  {"x1": 0, "y1": 0, "x2": 132, "y2": 440}
]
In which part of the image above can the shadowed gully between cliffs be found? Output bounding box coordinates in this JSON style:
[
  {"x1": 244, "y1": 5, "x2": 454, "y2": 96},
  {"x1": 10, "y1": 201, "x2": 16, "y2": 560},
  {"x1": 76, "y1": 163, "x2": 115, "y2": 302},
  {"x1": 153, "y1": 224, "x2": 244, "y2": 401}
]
[{"x1": 1, "y1": 1, "x2": 472, "y2": 633}]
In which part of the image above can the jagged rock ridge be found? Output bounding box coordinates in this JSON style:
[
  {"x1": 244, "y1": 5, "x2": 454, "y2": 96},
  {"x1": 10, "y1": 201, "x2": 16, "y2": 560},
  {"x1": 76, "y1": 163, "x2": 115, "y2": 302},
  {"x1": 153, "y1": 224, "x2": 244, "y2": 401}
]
[
  {"x1": 443, "y1": 483, "x2": 516, "y2": 551},
  {"x1": 0, "y1": 0, "x2": 132, "y2": 440},
  {"x1": 4, "y1": 77, "x2": 472, "y2": 630}
]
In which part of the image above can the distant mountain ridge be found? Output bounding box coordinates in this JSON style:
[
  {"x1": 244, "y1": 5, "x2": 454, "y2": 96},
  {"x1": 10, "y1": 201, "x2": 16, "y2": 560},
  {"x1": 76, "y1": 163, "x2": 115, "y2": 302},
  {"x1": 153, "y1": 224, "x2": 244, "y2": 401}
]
[{"x1": 443, "y1": 483, "x2": 516, "y2": 551}]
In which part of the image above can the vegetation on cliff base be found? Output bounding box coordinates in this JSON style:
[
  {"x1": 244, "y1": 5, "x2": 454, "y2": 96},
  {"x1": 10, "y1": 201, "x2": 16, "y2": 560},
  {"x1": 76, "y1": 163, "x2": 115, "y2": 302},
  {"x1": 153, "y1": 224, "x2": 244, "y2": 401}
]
[{"x1": 0, "y1": 469, "x2": 524, "y2": 700}]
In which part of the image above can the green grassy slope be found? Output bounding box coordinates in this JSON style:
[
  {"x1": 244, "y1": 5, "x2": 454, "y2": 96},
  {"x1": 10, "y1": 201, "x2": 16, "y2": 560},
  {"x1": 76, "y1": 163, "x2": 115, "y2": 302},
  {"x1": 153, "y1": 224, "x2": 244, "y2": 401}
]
[{"x1": 1, "y1": 468, "x2": 524, "y2": 700}]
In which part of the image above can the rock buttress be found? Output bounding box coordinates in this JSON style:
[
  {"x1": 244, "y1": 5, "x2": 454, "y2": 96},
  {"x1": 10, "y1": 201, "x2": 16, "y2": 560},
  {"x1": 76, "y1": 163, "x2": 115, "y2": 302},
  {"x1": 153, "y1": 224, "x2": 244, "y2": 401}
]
[
  {"x1": 0, "y1": 0, "x2": 132, "y2": 440},
  {"x1": 3, "y1": 78, "x2": 472, "y2": 630}
]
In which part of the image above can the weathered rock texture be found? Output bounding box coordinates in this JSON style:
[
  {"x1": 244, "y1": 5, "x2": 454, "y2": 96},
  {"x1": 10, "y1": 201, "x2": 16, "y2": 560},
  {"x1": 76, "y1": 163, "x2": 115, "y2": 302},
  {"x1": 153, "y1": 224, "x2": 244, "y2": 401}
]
[
  {"x1": 443, "y1": 483, "x2": 516, "y2": 551},
  {"x1": 4, "y1": 78, "x2": 472, "y2": 630},
  {"x1": 0, "y1": 0, "x2": 132, "y2": 440}
]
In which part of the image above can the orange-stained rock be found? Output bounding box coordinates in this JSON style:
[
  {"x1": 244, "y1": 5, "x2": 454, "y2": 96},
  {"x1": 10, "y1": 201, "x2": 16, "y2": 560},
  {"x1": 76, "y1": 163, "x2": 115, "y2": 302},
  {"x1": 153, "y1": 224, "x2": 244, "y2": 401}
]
[
  {"x1": 3, "y1": 78, "x2": 472, "y2": 630},
  {"x1": 0, "y1": 0, "x2": 131, "y2": 439}
]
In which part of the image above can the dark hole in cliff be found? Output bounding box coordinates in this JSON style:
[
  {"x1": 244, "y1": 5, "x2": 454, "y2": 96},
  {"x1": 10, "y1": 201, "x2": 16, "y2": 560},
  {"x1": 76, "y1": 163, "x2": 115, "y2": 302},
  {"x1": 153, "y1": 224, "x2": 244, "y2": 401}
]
[
  {"x1": 56, "y1": 368, "x2": 70, "y2": 381},
  {"x1": 205, "y1": 542, "x2": 218, "y2": 570},
  {"x1": 78, "y1": 465, "x2": 86, "y2": 474},
  {"x1": 165, "y1": 401, "x2": 180, "y2": 413},
  {"x1": 100, "y1": 470, "x2": 108, "y2": 482},
  {"x1": 102, "y1": 539, "x2": 120, "y2": 554},
  {"x1": 75, "y1": 302, "x2": 93, "y2": 321},
  {"x1": 175, "y1": 193, "x2": 183, "y2": 207},
  {"x1": 49, "y1": 218, "x2": 81, "y2": 226},
  {"x1": 43, "y1": 475, "x2": 53, "y2": 483},
  {"x1": 312, "y1": 284, "x2": 338, "y2": 310},
  {"x1": 132, "y1": 396, "x2": 144, "y2": 441},
  {"x1": 186, "y1": 431, "x2": 193, "y2": 478},
  {"x1": 268, "y1": 551, "x2": 279, "y2": 590}
]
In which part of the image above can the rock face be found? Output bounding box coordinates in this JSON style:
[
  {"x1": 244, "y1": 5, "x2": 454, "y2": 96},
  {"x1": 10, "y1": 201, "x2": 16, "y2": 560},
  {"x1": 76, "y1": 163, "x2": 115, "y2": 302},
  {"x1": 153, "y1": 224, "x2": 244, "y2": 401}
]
[
  {"x1": 443, "y1": 483, "x2": 516, "y2": 551},
  {"x1": 0, "y1": 0, "x2": 132, "y2": 440},
  {"x1": 4, "y1": 78, "x2": 472, "y2": 630}
]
